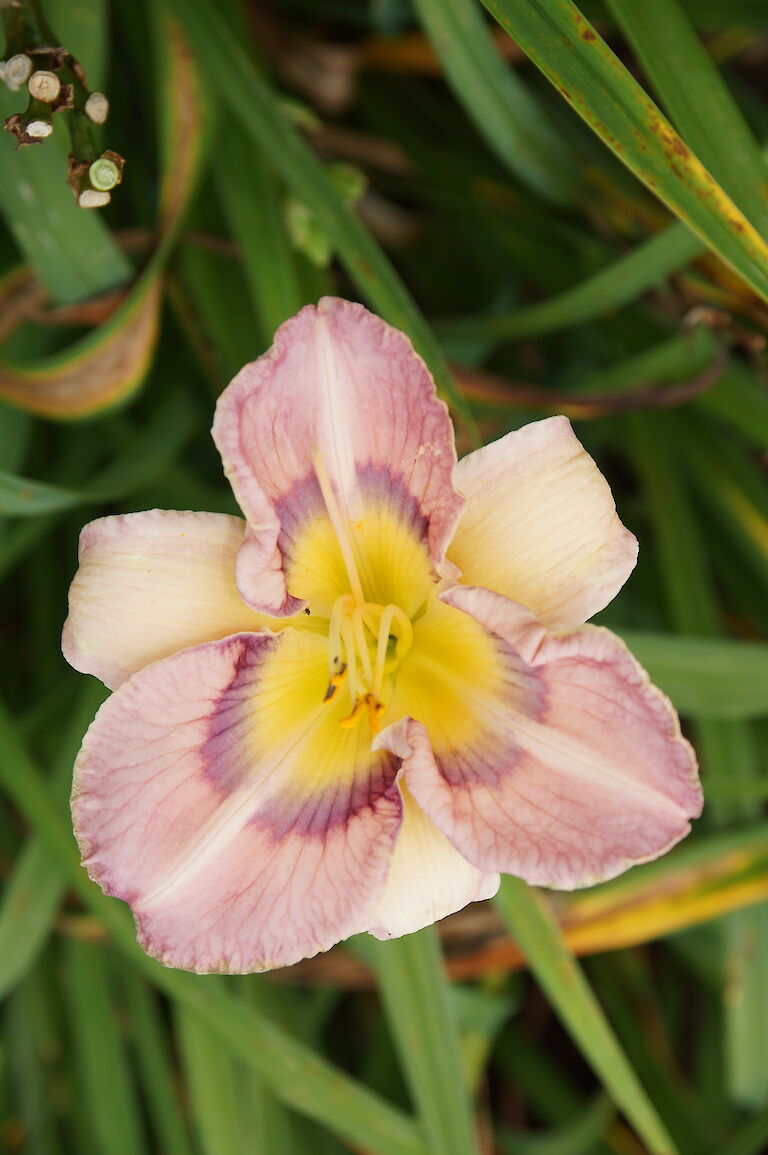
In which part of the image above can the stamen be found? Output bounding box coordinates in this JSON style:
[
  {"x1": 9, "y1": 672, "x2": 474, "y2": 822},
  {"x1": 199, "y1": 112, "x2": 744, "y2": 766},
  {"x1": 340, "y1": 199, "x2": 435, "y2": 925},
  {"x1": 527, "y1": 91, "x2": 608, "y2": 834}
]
[
  {"x1": 324, "y1": 586, "x2": 413, "y2": 731},
  {"x1": 312, "y1": 450, "x2": 365, "y2": 606}
]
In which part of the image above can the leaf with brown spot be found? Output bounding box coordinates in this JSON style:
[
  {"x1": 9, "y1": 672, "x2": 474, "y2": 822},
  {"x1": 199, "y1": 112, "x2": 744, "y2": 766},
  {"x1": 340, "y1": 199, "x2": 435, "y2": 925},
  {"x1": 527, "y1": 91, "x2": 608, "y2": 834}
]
[{"x1": 481, "y1": 0, "x2": 768, "y2": 307}]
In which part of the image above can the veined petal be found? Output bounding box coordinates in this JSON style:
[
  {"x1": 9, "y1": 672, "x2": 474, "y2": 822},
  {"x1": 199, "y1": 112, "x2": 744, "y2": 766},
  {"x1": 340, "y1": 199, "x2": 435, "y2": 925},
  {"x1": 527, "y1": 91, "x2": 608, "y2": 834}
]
[
  {"x1": 364, "y1": 780, "x2": 499, "y2": 939},
  {"x1": 448, "y1": 416, "x2": 638, "y2": 630},
  {"x1": 62, "y1": 511, "x2": 274, "y2": 690},
  {"x1": 212, "y1": 297, "x2": 463, "y2": 616},
  {"x1": 73, "y1": 630, "x2": 403, "y2": 972},
  {"x1": 383, "y1": 586, "x2": 701, "y2": 891}
]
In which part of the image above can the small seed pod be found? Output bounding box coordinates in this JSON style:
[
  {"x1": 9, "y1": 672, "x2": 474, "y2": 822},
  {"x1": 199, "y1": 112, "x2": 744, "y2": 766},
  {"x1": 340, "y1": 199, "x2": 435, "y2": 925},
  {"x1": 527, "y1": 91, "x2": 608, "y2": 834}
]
[
  {"x1": 28, "y1": 69, "x2": 61, "y2": 104},
  {"x1": 89, "y1": 156, "x2": 120, "y2": 191},
  {"x1": 78, "y1": 188, "x2": 111, "y2": 208},
  {"x1": 68, "y1": 150, "x2": 123, "y2": 207},
  {"x1": 1, "y1": 54, "x2": 33, "y2": 92},
  {"x1": 79, "y1": 188, "x2": 110, "y2": 209},
  {"x1": 84, "y1": 91, "x2": 109, "y2": 125},
  {"x1": 5, "y1": 111, "x2": 54, "y2": 144},
  {"x1": 26, "y1": 119, "x2": 53, "y2": 139}
]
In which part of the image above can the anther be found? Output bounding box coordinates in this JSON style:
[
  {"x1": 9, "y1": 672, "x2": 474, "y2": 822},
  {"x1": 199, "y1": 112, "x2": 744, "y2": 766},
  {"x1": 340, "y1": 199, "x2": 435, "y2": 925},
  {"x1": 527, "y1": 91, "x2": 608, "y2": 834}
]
[
  {"x1": 339, "y1": 697, "x2": 366, "y2": 729},
  {"x1": 366, "y1": 695, "x2": 386, "y2": 733},
  {"x1": 323, "y1": 665, "x2": 347, "y2": 702}
]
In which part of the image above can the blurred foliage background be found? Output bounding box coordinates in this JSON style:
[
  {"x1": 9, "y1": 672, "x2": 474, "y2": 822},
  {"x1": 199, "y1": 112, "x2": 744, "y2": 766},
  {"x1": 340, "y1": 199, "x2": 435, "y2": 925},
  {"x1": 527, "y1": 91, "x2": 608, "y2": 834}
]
[{"x1": 1, "y1": 0, "x2": 768, "y2": 1153}]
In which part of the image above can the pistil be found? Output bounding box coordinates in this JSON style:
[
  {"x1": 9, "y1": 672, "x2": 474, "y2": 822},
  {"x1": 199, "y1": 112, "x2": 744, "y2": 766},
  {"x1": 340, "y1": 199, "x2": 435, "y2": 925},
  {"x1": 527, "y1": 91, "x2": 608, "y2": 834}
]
[{"x1": 312, "y1": 451, "x2": 365, "y2": 606}]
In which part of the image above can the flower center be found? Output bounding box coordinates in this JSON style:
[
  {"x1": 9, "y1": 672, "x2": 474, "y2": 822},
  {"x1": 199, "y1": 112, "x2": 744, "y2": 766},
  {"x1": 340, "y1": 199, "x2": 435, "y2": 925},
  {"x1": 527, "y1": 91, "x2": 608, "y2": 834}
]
[
  {"x1": 313, "y1": 450, "x2": 413, "y2": 732},
  {"x1": 325, "y1": 595, "x2": 413, "y2": 731}
]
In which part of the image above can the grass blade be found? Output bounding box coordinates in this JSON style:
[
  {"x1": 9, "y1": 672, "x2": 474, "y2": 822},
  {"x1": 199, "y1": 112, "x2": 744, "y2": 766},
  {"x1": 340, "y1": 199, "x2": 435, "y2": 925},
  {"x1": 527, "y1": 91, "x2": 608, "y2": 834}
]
[
  {"x1": 160, "y1": 0, "x2": 471, "y2": 426},
  {"x1": 495, "y1": 877, "x2": 678, "y2": 1155},
  {"x1": 0, "y1": 390, "x2": 195, "y2": 515},
  {"x1": 697, "y1": 361, "x2": 768, "y2": 449},
  {"x1": 356, "y1": 928, "x2": 481, "y2": 1155},
  {"x1": 628, "y1": 412, "x2": 768, "y2": 1106},
  {"x1": 605, "y1": 0, "x2": 768, "y2": 234},
  {"x1": 0, "y1": 682, "x2": 106, "y2": 998},
  {"x1": 439, "y1": 220, "x2": 700, "y2": 340},
  {"x1": 121, "y1": 968, "x2": 195, "y2": 1155},
  {"x1": 6, "y1": 967, "x2": 62, "y2": 1154},
  {"x1": 216, "y1": 122, "x2": 303, "y2": 340},
  {"x1": 724, "y1": 907, "x2": 768, "y2": 1107},
  {"x1": 176, "y1": 997, "x2": 250, "y2": 1155},
  {"x1": 499, "y1": 1093, "x2": 613, "y2": 1155},
  {"x1": 64, "y1": 937, "x2": 146, "y2": 1155},
  {"x1": 481, "y1": 0, "x2": 768, "y2": 305},
  {"x1": 0, "y1": 842, "x2": 65, "y2": 1000},
  {"x1": 617, "y1": 631, "x2": 768, "y2": 719},
  {"x1": 412, "y1": 0, "x2": 580, "y2": 201}
]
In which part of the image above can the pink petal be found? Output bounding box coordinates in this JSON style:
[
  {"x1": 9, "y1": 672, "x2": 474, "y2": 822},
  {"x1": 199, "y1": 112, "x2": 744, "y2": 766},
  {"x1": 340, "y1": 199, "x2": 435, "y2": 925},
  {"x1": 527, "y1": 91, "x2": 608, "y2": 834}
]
[
  {"x1": 63, "y1": 511, "x2": 272, "y2": 689},
  {"x1": 212, "y1": 297, "x2": 463, "y2": 615},
  {"x1": 73, "y1": 631, "x2": 403, "y2": 972},
  {"x1": 385, "y1": 586, "x2": 702, "y2": 890},
  {"x1": 449, "y1": 416, "x2": 638, "y2": 630},
  {"x1": 364, "y1": 781, "x2": 499, "y2": 939}
]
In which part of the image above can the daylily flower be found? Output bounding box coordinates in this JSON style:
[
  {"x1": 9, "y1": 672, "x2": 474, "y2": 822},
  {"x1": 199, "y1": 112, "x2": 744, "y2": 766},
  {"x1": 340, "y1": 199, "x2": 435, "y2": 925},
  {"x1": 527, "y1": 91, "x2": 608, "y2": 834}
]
[{"x1": 63, "y1": 297, "x2": 702, "y2": 973}]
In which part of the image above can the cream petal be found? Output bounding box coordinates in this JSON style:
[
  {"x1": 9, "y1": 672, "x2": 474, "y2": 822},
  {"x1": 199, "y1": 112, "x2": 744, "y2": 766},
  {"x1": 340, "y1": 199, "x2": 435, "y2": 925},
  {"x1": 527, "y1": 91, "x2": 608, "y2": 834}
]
[
  {"x1": 449, "y1": 416, "x2": 638, "y2": 630},
  {"x1": 382, "y1": 586, "x2": 702, "y2": 891},
  {"x1": 62, "y1": 510, "x2": 275, "y2": 690},
  {"x1": 212, "y1": 297, "x2": 463, "y2": 615},
  {"x1": 72, "y1": 630, "x2": 403, "y2": 972},
  {"x1": 364, "y1": 780, "x2": 499, "y2": 939}
]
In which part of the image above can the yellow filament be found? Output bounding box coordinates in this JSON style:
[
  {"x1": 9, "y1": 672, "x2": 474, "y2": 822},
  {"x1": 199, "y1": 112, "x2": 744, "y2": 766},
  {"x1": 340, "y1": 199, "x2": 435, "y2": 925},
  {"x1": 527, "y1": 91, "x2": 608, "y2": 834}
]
[{"x1": 312, "y1": 450, "x2": 365, "y2": 606}]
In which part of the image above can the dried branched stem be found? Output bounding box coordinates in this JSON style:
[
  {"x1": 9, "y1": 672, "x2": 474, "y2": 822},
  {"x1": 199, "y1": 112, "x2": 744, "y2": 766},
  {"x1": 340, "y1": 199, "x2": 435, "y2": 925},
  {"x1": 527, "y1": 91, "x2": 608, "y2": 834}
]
[{"x1": 0, "y1": 0, "x2": 124, "y2": 207}]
